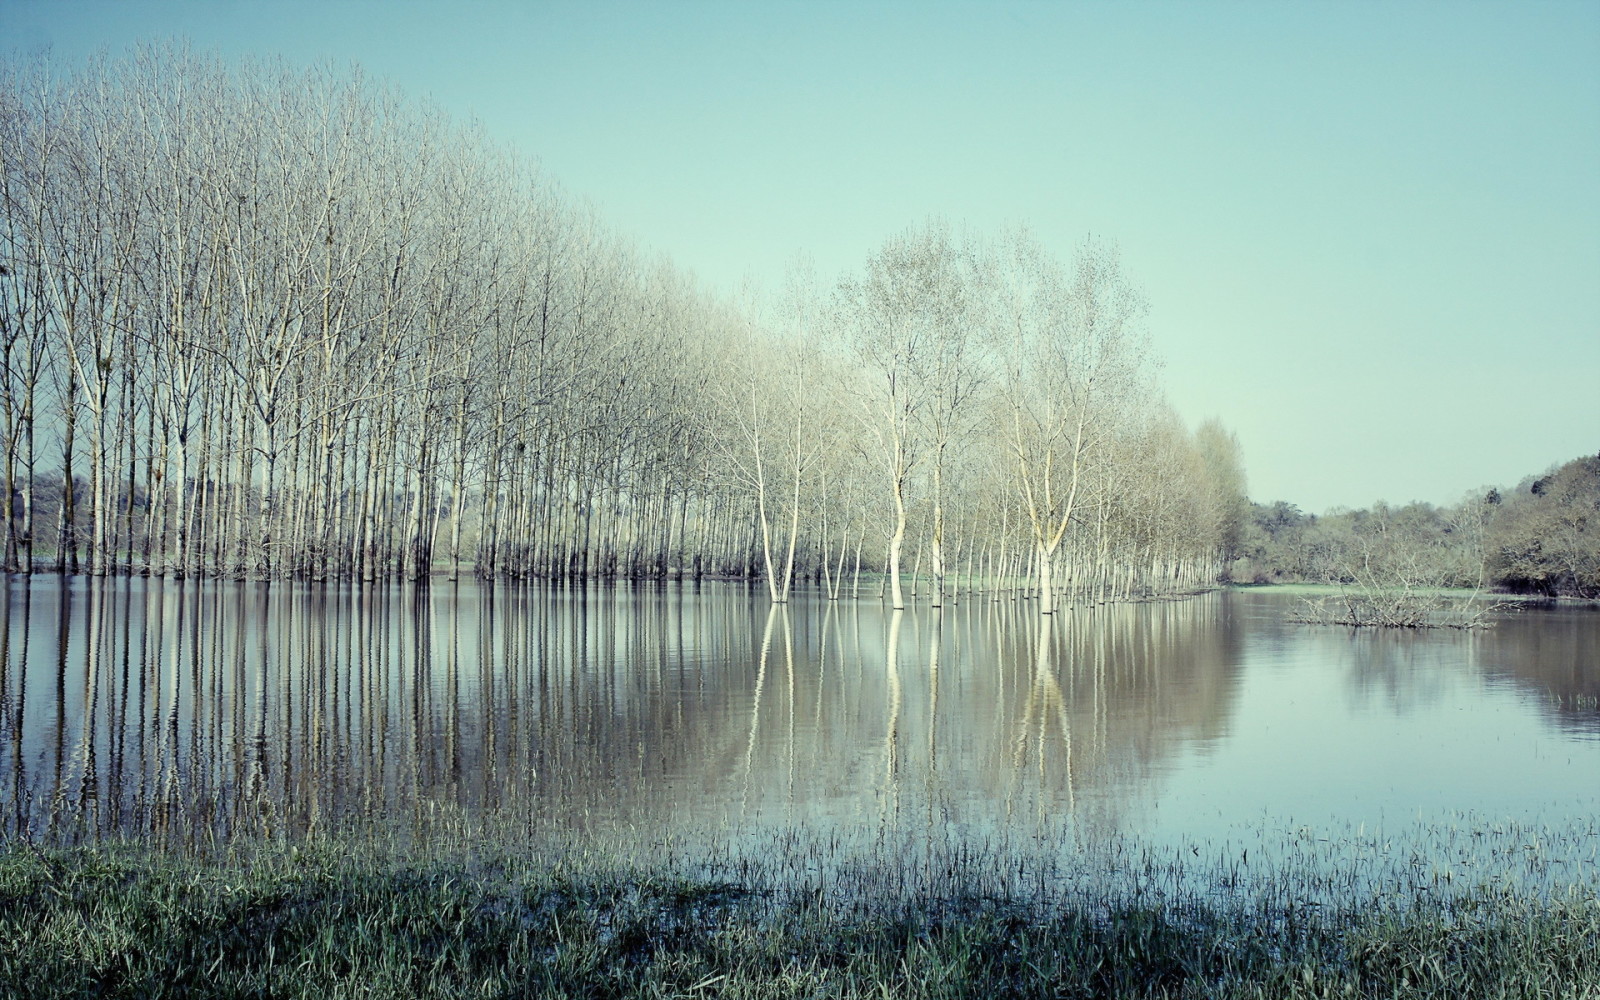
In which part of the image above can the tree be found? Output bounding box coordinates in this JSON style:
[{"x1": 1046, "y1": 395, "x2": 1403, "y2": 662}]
[
  {"x1": 836, "y1": 223, "x2": 977, "y2": 609},
  {"x1": 996, "y1": 233, "x2": 1151, "y2": 613},
  {"x1": 1488, "y1": 453, "x2": 1600, "y2": 598},
  {"x1": 0, "y1": 45, "x2": 1245, "y2": 594},
  {"x1": 0, "y1": 57, "x2": 55, "y2": 572}
]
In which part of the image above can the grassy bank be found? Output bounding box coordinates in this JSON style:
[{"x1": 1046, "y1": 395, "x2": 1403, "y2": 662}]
[{"x1": 3, "y1": 828, "x2": 1597, "y2": 999}]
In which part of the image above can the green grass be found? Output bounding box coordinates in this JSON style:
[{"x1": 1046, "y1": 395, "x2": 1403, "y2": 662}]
[{"x1": 2, "y1": 825, "x2": 1597, "y2": 999}]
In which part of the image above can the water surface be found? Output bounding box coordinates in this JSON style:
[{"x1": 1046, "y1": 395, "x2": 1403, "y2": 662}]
[{"x1": 3, "y1": 578, "x2": 1595, "y2": 855}]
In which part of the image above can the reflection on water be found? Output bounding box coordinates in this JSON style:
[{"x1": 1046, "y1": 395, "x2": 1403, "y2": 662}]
[{"x1": 2, "y1": 578, "x2": 1596, "y2": 849}]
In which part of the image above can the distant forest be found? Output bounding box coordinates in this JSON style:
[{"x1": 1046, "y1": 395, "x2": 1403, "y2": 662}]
[
  {"x1": 0, "y1": 46, "x2": 1247, "y2": 609},
  {"x1": 1234, "y1": 452, "x2": 1600, "y2": 599}
]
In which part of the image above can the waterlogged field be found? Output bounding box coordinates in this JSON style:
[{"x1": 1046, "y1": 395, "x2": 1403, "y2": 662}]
[
  {"x1": 2, "y1": 578, "x2": 1597, "y2": 997},
  {"x1": 5, "y1": 820, "x2": 1598, "y2": 999}
]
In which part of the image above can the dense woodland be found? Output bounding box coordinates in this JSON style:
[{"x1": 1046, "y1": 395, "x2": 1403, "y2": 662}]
[
  {"x1": 1233, "y1": 451, "x2": 1600, "y2": 599},
  {"x1": 0, "y1": 47, "x2": 1248, "y2": 609}
]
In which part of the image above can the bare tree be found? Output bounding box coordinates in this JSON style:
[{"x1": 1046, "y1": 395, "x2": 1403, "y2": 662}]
[
  {"x1": 2, "y1": 46, "x2": 1248, "y2": 594},
  {"x1": 835, "y1": 223, "x2": 979, "y2": 609},
  {"x1": 996, "y1": 233, "x2": 1150, "y2": 613}
]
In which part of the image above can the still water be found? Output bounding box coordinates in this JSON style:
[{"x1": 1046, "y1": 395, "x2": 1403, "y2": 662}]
[{"x1": 2, "y1": 577, "x2": 1596, "y2": 851}]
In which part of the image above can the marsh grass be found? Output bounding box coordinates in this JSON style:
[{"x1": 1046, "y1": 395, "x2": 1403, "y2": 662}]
[{"x1": 2, "y1": 818, "x2": 1597, "y2": 999}]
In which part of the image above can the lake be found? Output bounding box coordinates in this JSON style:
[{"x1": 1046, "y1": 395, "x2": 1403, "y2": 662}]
[{"x1": 3, "y1": 577, "x2": 1596, "y2": 865}]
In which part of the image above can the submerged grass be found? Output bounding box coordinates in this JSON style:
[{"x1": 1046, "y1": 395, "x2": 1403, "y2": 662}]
[{"x1": 2, "y1": 822, "x2": 1597, "y2": 999}]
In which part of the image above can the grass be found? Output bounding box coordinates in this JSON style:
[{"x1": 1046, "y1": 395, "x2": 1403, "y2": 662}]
[{"x1": 2, "y1": 821, "x2": 1597, "y2": 999}]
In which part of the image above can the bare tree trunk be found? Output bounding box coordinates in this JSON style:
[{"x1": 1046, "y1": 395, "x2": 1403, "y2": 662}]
[
  {"x1": 887, "y1": 477, "x2": 907, "y2": 609},
  {"x1": 55, "y1": 374, "x2": 80, "y2": 573}
]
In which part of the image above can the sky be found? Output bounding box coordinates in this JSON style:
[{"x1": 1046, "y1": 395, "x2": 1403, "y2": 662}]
[{"x1": 4, "y1": 1, "x2": 1598, "y2": 514}]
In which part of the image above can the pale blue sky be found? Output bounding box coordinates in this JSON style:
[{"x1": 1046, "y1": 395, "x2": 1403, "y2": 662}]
[{"x1": 5, "y1": 1, "x2": 1597, "y2": 514}]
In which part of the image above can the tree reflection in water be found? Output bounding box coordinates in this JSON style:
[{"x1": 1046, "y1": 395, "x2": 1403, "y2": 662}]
[{"x1": 2, "y1": 578, "x2": 1594, "y2": 854}]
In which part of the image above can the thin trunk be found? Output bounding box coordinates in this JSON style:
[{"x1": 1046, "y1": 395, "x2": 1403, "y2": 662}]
[
  {"x1": 56, "y1": 376, "x2": 80, "y2": 573},
  {"x1": 887, "y1": 477, "x2": 907, "y2": 609}
]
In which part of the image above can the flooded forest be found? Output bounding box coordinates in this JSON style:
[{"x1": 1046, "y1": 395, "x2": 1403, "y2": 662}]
[
  {"x1": 0, "y1": 49, "x2": 1245, "y2": 609},
  {"x1": 3, "y1": 40, "x2": 1598, "y2": 1000}
]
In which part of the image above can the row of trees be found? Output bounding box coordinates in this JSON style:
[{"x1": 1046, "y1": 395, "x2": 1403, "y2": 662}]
[
  {"x1": 1232, "y1": 452, "x2": 1599, "y2": 599},
  {"x1": 1, "y1": 46, "x2": 1247, "y2": 609},
  {"x1": 726, "y1": 224, "x2": 1247, "y2": 610}
]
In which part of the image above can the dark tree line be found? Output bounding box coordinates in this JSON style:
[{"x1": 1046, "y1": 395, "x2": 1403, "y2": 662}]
[{"x1": 1232, "y1": 452, "x2": 1600, "y2": 599}]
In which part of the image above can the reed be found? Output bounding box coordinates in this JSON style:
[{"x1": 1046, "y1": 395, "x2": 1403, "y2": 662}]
[{"x1": 2, "y1": 819, "x2": 1596, "y2": 999}]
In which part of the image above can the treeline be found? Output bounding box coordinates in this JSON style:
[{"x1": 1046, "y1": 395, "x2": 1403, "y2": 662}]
[
  {"x1": 1232, "y1": 452, "x2": 1600, "y2": 599},
  {"x1": 0, "y1": 46, "x2": 1245, "y2": 608}
]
